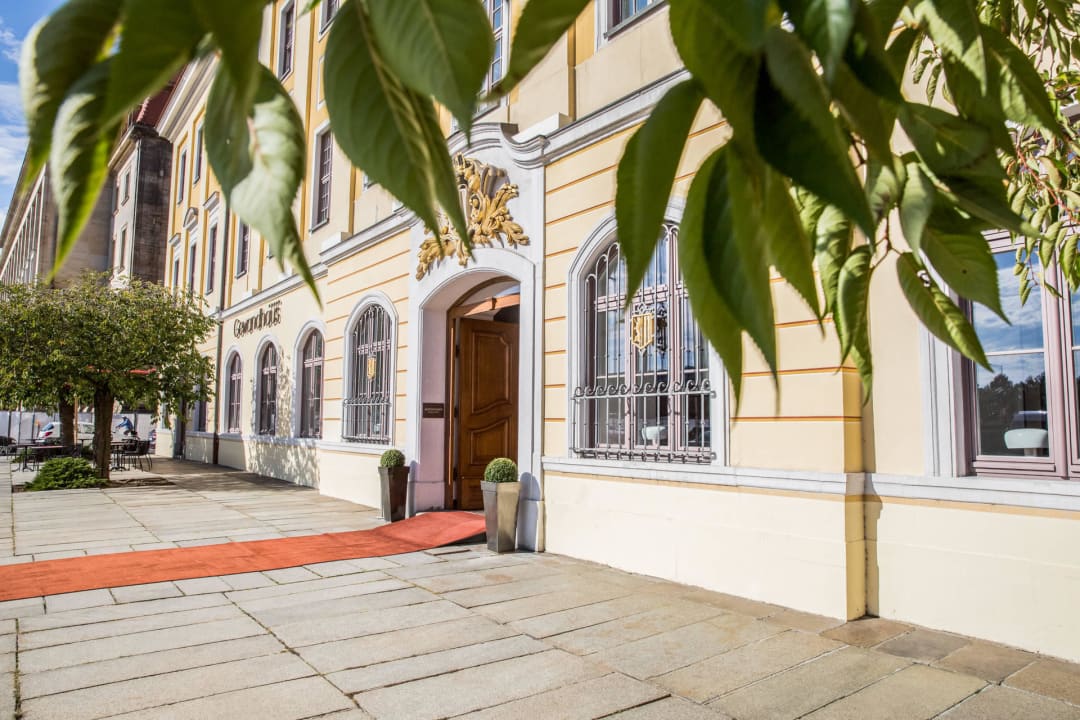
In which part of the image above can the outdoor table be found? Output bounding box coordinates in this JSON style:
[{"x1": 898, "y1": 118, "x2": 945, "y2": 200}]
[
  {"x1": 13, "y1": 443, "x2": 67, "y2": 472},
  {"x1": 110, "y1": 442, "x2": 130, "y2": 471}
]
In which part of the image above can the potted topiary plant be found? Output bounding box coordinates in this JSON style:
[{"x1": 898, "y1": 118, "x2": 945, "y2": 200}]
[
  {"x1": 378, "y1": 449, "x2": 408, "y2": 522},
  {"x1": 481, "y1": 457, "x2": 519, "y2": 553}
]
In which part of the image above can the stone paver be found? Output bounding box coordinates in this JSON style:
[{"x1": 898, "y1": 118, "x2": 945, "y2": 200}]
[
  {"x1": 936, "y1": 641, "x2": 1036, "y2": 683},
  {"x1": 800, "y1": 665, "x2": 985, "y2": 719},
  {"x1": 1005, "y1": 658, "x2": 1080, "y2": 706},
  {"x1": 941, "y1": 686, "x2": 1080, "y2": 720},
  {"x1": 877, "y1": 628, "x2": 972, "y2": 663},
  {"x1": 822, "y1": 617, "x2": 912, "y2": 647},
  {"x1": 3, "y1": 459, "x2": 1080, "y2": 720}
]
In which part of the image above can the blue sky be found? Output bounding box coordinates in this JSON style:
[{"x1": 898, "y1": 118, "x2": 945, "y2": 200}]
[{"x1": 0, "y1": 1, "x2": 63, "y2": 224}]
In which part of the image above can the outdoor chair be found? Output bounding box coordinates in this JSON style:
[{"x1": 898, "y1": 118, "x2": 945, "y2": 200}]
[{"x1": 121, "y1": 440, "x2": 152, "y2": 472}]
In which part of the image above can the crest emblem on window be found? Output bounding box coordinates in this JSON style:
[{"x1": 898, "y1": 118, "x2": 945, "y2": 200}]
[
  {"x1": 630, "y1": 312, "x2": 656, "y2": 351},
  {"x1": 366, "y1": 356, "x2": 378, "y2": 380},
  {"x1": 416, "y1": 154, "x2": 529, "y2": 279}
]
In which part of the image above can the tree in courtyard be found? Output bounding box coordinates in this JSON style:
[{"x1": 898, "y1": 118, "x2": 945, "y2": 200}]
[
  {"x1": 0, "y1": 275, "x2": 216, "y2": 478},
  {"x1": 15, "y1": 0, "x2": 1080, "y2": 398},
  {"x1": 0, "y1": 283, "x2": 83, "y2": 446}
]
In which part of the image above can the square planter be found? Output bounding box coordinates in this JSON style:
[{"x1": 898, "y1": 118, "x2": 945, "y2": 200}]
[
  {"x1": 378, "y1": 466, "x2": 408, "y2": 522},
  {"x1": 481, "y1": 480, "x2": 519, "y2": 553}
]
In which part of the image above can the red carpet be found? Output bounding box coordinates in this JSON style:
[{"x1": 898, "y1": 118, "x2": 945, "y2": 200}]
[{"x1": 0, "y1": 512, "x2": 486, "y2": 602}]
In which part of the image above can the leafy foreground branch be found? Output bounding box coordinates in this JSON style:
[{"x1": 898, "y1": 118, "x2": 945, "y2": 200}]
[
  {"x1": 21, "y1": 0, "x2": 1080, "y2": 399},
  {"x1": 0, "y1": 276, "x2": 215, "y2": 479}
]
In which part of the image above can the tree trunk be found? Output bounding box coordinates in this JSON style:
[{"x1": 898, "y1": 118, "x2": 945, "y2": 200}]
[
  {"x1": 58, "y1": 390, "x2": 75, "y2": 447},
  {"x1": 93, "y1": 387, "x2": 114, "y2": 480}
]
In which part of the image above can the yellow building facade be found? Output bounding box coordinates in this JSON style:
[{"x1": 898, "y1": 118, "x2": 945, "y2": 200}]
[{"x1": 156, "y1": 1, "x2": 1080, "y2": 662}]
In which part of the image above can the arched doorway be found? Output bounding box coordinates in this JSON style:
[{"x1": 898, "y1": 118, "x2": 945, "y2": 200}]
[{"x1": 446, "y1": 280, "x2": 520, "y2": 509}]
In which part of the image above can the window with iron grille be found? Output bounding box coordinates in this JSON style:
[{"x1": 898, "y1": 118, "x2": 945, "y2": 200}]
[
  {"x1": 193, "y1": 385, "x2": 207, "y2": 433},
  {"x1": 236, "y1": 223, "x2": 250, "y2": 276},
  {"x1": 314, "y1": 130, "x2": 333, "y2": 227},
  {"x1": 300, "y1": 332, "x2": 324, "y2": 438},
  {"x1": 257, "y1": 344, "x2": 278, "y2": 436},
  {"x1": 573, "y1": 224, "x2": 714, "y2": 463},
  {"x1": 227, "y1": 354, "x2": 242, "y2": 434},
  {"x1": 278, "y1": 2, "x2": 295, "y2": 78},
  {"x1": 343, "y1": 304, "x2": 393, "y2": 444}
]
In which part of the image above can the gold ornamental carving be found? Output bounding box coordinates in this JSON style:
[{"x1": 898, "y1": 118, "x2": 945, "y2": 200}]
[{"x1": 415, "y1": 155, "x2": 529, "y2": 280}]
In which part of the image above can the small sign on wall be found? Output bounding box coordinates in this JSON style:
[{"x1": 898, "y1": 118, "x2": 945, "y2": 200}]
[{"x1": 422, "y1": 403, "x2": 445, "y2": 419}]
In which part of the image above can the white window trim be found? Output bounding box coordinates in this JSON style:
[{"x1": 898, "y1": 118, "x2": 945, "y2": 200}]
[
  {"x1": 176, "y1": 149, "x2": 187, "y2": 205},
  {"x1": 310, "y1": 122, "x2": 333, "y2": 231},
  {"x1": 341, "y1": 292, "x2": 398, "y2": 447},
  {"x1": 291, "y1": 319, "x2": 328, "y2": 438},
  {"x1": 192, "y1": 124, "x2": 204, "y2": 183},
  {"x1": 563, "y1": 204, "x2": 728, "y2": 467}
]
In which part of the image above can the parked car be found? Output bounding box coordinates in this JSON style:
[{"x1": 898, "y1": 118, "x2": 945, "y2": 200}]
[{"x1": 37, "y1": 422, "x2": 95, "y2": 444}]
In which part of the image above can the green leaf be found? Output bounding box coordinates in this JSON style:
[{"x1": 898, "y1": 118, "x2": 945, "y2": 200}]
[
  {"x1": 19, "y1": 0, "x2": 122, "y2": 190},
  {"x1": 669, "y1": 0, "x2": 760, "y2": 137},
  {"x1": 368, "y1": 0, "x2": 493, "y2": 135},
  {"x1": 832, "y1": 62, "x2": 893, "y2": 161},
  {"x1": 939, "y1": 56, "x2": 1012, "y2": 151},
  {"x1": 912, "y1": 0, "x2": 987, "y2": 92},
  {"x1": 814, "y1": 205, "x2": 852, "y2": 315},
  {"x1": 489, "y1": 0, "x2": 589, "y2": 98},
  {"x1": 921, "y1": 229, "x2": 1005, "y2": 320},
  {"x1": 105, "y1": 0, "x2": 204, "y2": 128},
  {"x1": 835, "y1": 245, "x2": 872, "y2": 365},
  {"x1": 678, "y1": 152, "x2": 745, "y2": 401},
  {"x1": 205, "y1": 65, "x2": 317, "y2": 298},
  {"x1": 762, "y1": 168, "x2": 822, "y2": 318},
  {"x1": 778, "y1": 0, "x2": 856, "y2": 81},
  {"x1": 191, "y1": 0, "x2": 266, "y2": 114},
  {"x1": 324, "y1": 0, "x2": 467, "y2": 244},
  {"x1": 899, "y1": 103, "x2": 991, "y2": 176},
  {"x1": 896, "y1": 252, "x2": 989, "y2": 368},
  {"x1": 756, "y1": 29, "x2": 875, "y2": 235},
  {"x1": 48, "y1": 60, "x2": 117, "y2": 278},
  {"x1": 706, "y1": 0, "x2": 771, "y2": 52},
  {"x1": 899, "y1": 162, "x2": 935, "y2": 254},
  {"x1": 866, "y1": 159, "x2": 905, "y2": 221},
  {"x1": 698, "y1": 145, "x2": 777, "y2": 373},
  {"x1": 616, "y1": 80, "x2": 705, "y2": 299},
  {"x1": 983, "y1": 27, "x2": 1060, "y2": 134}
]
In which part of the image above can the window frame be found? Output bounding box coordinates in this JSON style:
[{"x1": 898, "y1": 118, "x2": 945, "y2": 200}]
[
  {"x1": 312, "y1": 128, "x2": 333, "y2": 229},
  {"x1": 192, "y1": 125, "x2": 204, "y2": 183},
  {"x1": 256, "y1": 343, "x2": 279, "y2": 436},
  {"x1": 599, "y1": 0, "x2": 666, "y2": 41},
  {"x1": 236, "y1": 223, "x2": 250, "y2": 277},
  {"x1": 570, "y1": 222, "x2": 717, "y2": 464},
  {"x1": 123, "y1": 173, "x2": 131, "y2": 204},
  {"x1": 186, "y1": 239, "x2": 197, "y2": 293},
  {"x1": 299, "y1": 331, "x2": 325, "y2": 439},
  {"x1": 205, "y1": 224, "x2": 217, "y2": 295},
  {"x1": 320, "y1": 0, "x2": 338, "y2": 32},
  {"x1": 116, "y1": 226, "x2": 127, "y2": 273},
  {"x1": 964, "y1": 233, "x2": 1078, "y2": 480},
  {"x1": 278, "y1": 1, "x2": 296, "y2": 79},
  {"x1": 342, "y1": 300, "x2": 395, "y2": 445},
  {"x1": 176, "y1": 150, "x2": 187, "y2": 205}
]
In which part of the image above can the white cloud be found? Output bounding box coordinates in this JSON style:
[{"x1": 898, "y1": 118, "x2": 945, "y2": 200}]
[{"x1": 0, "y1": 17, "x2": 21, "y2": 64}]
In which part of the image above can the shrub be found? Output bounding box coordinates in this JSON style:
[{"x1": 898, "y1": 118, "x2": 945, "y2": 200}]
[
  {"x1": 26, "y1": 457, "x2": 106, "y2": 491},
  {"x1": 379, "y1": 449, "x2": 406, "y2": 468},
  {"x1": 484, "y1": 457, "x2": 518, "y2": 483}
]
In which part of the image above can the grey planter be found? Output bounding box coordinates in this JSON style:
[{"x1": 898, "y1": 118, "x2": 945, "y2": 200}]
[
  {"x1": 481, "y1": 480, "x2": 519, "y2": 553},
  {"x1": 378, "y1": 466, "x2": 408, "y2": 522}
]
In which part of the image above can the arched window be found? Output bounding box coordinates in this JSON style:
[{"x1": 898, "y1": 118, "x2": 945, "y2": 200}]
[
  {"x1": 299, "y1": 332, "x2": 324, "y2": 438},
  {"x1": 344, "y1": 304, "x2": 393, "y2": 444},
  {"x1": 257, "y1": 344, "x2": 278, "y2": 436},
  {"x1": 573, "y1": 223, "x2": 714, "y2": 463},
  {"x1": 226, "y1": 353, "x2": 242, "y2": 434}
]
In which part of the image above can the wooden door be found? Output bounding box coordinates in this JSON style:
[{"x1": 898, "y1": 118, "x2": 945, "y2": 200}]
[{"x1": 455, "y1": 318, "x2": 518, "y2": 510}]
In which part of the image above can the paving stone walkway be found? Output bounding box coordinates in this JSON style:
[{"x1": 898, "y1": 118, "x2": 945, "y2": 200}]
[{"x1": 2, "y1": 459, "x2": 1080, "y2": 719}]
